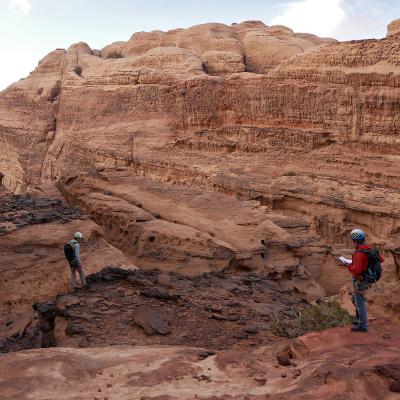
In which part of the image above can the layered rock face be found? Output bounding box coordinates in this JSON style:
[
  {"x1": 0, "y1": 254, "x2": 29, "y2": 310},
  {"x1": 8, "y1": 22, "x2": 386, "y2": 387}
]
[
  {"x1": 1, "y1": 19, "x2": 400, "y2": 318},
  {"x1": 2, "y1": 19, "x2": 400, "y2": 397},
  {"x1": 0, "y1": 21, "x2": 336, "y2": 192}
]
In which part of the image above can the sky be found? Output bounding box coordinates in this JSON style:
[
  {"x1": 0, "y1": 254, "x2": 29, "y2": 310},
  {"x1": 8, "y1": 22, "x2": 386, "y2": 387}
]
[{"x1": 0, "y1": 0, "x2": 399, "y2": 90}]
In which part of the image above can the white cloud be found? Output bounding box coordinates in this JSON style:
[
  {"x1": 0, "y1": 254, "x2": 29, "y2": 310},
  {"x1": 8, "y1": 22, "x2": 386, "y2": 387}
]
[
  {"x1": 8, "y1": 0, "x2": 32, "y2": 15},
  {"x1": 271, "y1": 0, "x2": 346, "y2": 37},
  {"x1": 0, "y1": 46, "x2": 38, "y2": 91},
  {"x1": 270, "y1": 0, "x2": 385, "y2": 40}
]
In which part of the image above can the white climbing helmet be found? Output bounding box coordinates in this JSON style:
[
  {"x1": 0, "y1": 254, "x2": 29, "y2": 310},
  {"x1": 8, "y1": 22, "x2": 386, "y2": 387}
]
[
  {"x1": 350, "y1": 228, "x2": 366, "y2": 242},
  {"x1": 74, "y1": 232, "x2": 83, "y2": 240}
]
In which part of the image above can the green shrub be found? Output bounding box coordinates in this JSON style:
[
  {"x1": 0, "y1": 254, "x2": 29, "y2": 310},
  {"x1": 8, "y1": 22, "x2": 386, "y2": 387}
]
[
  {"x1": 271, "y1": 300, "x2": 352, "y2": 338},
  {"x1": 283, "y1": 171, "x2": 296, "y2": 177}
]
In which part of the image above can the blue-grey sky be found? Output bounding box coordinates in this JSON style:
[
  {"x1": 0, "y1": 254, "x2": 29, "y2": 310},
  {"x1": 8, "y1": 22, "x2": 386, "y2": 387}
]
[{"x1": 1, "y1": 0, "x2": 399, "y2": 90}]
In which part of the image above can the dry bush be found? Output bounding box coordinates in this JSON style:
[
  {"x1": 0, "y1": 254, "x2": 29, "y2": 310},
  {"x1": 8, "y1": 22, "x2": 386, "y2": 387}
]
[
  {"x1": 47, "y1": 81, "x2": 61, "y2": 101},
  {"x1": 106, "y1": 51, "x2": 123, "y2": 59},
  {"x1": 283, "y1": 171, "x2": 296, "y2": 177},
  {"x1": 271, "y1": 300, "x2": 352, "y2": 338}
]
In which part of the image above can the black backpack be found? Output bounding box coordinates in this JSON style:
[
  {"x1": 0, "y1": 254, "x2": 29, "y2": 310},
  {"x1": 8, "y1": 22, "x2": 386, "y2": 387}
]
[
  {"x1": 64, "y1": 243, "x2": 75, "y2": 262},
  {"x1": 357, "y1": 248, "x2": 382, "y2": 283}
]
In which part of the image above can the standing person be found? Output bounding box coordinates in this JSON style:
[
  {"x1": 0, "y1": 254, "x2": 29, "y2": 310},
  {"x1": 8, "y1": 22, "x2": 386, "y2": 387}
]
[
  {"x1": 345, "y1": 228, "x2": 384, "y2": 333},
  {"x1": 64, "y1": 232, "x2": 86, "y2": 289}
]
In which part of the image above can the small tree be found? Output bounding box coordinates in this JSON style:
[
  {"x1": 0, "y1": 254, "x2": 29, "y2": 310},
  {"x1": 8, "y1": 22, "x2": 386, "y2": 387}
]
[{"x1": 74, "y1": 65, "x2": 83, "y2": 76}]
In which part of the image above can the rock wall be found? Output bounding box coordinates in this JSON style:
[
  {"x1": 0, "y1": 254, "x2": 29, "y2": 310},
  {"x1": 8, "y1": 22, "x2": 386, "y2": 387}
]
[
  {"x1": 1, "y1": 20, "x2": 400, "y2": 315},
  {"x1": 0, "y1": 22, "x2": 336, "y2": 190},
  {"x1": 1, "y1": 21, "x2": 399, "y2": 191}
]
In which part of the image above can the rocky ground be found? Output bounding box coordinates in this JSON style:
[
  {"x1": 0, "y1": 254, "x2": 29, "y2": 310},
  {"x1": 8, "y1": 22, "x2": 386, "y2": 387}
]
[
  {"x1": 1, "y1": 320, "x2": 399, "y2": 399},
  {"x1": 0, "y1": 267, "x2": 306, "y2": 353},
  {"x1": 1, "y1": 267, "x2": 399, "y2": 399}
]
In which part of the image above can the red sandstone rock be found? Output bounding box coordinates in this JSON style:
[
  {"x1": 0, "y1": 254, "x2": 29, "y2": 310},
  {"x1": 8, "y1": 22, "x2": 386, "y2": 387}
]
[
  {"x1": 0, "y1": 319, "x2": 399, "y2": 399},
  {"x1": 387, "y1": 18, "x2": 400, "y2": 37},
  {"x1": 1, "y1": 19, "x2": 400, "y2": 334},
  {"x1": 133, "y1": 305, "x2": 171, "y2": 335}
]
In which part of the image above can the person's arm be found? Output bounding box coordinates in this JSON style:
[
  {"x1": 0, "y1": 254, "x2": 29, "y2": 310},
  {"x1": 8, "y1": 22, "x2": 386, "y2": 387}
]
[{"x1": 348, "y1": 251, "x2": 367, "y2": 278}]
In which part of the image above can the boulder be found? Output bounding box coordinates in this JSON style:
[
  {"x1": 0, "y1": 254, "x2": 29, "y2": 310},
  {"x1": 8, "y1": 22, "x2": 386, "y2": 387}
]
[{"x1": 133, "y1": 306, "x2": 171, "y2": 335}]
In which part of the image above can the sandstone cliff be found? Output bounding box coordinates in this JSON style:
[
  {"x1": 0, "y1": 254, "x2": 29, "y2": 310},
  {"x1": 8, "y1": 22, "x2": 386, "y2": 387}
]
[
  {"x1": 1, "y1": 19, "x2": 400, "y2": 399},
  {"x1": 1, "y1": 19, "x2": 400, "y2": 320}
]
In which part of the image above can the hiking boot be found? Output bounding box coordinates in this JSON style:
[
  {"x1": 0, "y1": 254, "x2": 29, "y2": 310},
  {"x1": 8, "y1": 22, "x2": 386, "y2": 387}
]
[
  {"x1": 352, "y1": 320, "x2": 360, "y2": 326},
  {"x1": 351, "y1": 325, "x2": 368, "y2": 332}
]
